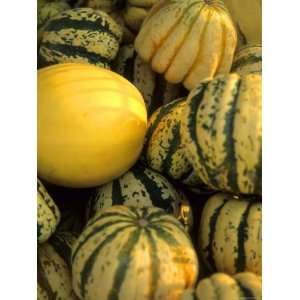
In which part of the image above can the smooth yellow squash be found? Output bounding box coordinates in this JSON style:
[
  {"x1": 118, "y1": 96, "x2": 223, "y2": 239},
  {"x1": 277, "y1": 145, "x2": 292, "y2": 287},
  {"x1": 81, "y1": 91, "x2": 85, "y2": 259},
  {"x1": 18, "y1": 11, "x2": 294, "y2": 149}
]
[{"x1": 38, "y1": 63, "x2": 147, "y2": 188}]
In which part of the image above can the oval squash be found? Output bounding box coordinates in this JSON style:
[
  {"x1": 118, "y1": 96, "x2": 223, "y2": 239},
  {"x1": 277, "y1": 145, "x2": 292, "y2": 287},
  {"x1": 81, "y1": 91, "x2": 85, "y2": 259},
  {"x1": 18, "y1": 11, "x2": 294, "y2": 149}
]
[{"x1": 38, "y1": 63, "x2": 147, "y2": 188}]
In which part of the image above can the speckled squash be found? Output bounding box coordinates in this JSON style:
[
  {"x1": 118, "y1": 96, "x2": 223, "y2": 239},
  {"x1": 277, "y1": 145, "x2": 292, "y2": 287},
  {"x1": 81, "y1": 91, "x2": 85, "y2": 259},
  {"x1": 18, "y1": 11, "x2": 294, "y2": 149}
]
[
  {"x1": 38, "y1": 231, "x2": 79, "y2": 300},
  {"x1": 135, "y1": 0, "x2": 237, "y2": 90},
  {"x1": 114, "y1": 44, "x2": 186, "y2": 114},
  {"x1": 181, "y1": 73, "x2": 262, "y2": 195},
  {"x1": 37, "y1": 1, "x2": 71, "y2": 46},
  {"x1": 199, "y1": 193, "x2": 262, "y2": 275},
  {"x1": 143, "y1": 97, "x2": 202, "y2": 186},
  {"x1": 72, "y1": 205, "x2": 199, "y2": 300},
  {"x1": 37, "y1": 179, "x2": 61, "y2": 243},
  {"x1": 38, "y1": 63, "x2": 147, "y2": 188},
  {"x1": 86, "y1": 163, "x2": 193, "y2": 231},
  {"x1": 39, "y1": 8, "x2": 122, "y2": 68},
  {"x1": 196, "y1": 272, "x2": 262, "y2": 300},
  {"x1": 231, "y1": 44, "x2": 262, "y2": 75}
]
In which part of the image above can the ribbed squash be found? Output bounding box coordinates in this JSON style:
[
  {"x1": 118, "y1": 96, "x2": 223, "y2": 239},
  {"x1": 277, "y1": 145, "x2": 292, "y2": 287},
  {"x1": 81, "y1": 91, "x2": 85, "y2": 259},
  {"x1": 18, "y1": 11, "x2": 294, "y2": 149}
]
[
  {"x1": 114, "y1": 44, "x2": 186, "y2": 114},
  {"x1": 72, "y1": 205, "x2": 199, "y2": 300},
  {"x1": 39, "y1": 8, "x2": 122, "y2": 68},
  {"x1": 37, "y1": 179, "x2": 61, "y2": 243},
  {"x1": 199, "y1": 193, "x2": 262, "y2": 275},
  {"x1": 38, "y1": 231, "x2": 78, "y2": 300},
  {"x1": 143, "y1": 97, "x2": 202, "y2": 186},
  {"x1": 135, "y1": 0, "x2": 237, "y2": 90},
  {"x1": 86, "y1": 163, "x2": 193, "y2": 231},
  {"x1": 231, "y1": 44, "x2": 262, "y2": 76},
  {"x1": 37, "y1": 1, "x2": 71, "y2": 46},
  {"x1": 181, "y1": 73, "x2": 262, "y2": 195},
  {"x1": 38, "y1": 63, "x2": 147, "y2": 188},
  {"x1": 223, "y1": 0, "x2": 262, "y2": 46}
]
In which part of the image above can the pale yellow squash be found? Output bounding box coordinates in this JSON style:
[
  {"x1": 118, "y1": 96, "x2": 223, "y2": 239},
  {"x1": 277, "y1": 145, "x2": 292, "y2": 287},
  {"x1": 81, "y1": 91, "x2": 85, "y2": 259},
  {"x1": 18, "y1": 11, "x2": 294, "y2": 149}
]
[{"x1": 38, "y1": 63, "x2": 147, "y2": 188}]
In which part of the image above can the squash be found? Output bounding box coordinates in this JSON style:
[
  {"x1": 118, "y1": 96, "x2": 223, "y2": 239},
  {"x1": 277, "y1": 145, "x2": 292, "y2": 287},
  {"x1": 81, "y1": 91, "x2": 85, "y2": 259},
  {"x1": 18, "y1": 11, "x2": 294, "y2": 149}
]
[
  {"x1": 134, "y1": 0, "x2": 237, "y2": 90},
  {"x1": 37, "y1": 1, "x2": 71, "y2": 46},
  {"x1": 38, "y1": 63, "x2": 147, "y2": 188},
  {"x1": 86, "y1": 163, "x2": 193, "y2": 231},
  {"x1": 231, "y1": 44, "x2": 262, "y2": 76},
  {"x1": 39, "y1": 8, "x2": 122, "y2": 68},
  {"x1": 199, "y1": 193, "x2": 262, "y2": 275},
  {"x1": 72, "y1": 205, "x2": 199, "y2": 300},
  {"x1": 181, "y1": 73, "x2": 262, "y2": 195},
  {"x1": 38, "y1": 231, "x2": 78, "y2": 300},
  {"x1": 114, "y1": 44, "x2": 186, "y2": 114},
  {"x1": 223, "y1": 0, "x2": 262, "y2": 46},
  {"x1": 37, "y1": 178, "x2": 61, "y2": 243},
  {"x1": 143, "y1": 97, "x2": 202, "y2": 186}
]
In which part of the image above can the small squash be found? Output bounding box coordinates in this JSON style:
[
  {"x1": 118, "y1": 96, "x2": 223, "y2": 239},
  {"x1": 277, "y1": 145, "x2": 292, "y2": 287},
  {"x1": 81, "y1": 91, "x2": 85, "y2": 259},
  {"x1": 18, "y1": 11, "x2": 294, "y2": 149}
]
[
  {"x1": 181, "y1": 73, "x2": 262, "y2": 195},
  {"x1": 39, "y1": 8, "x2": 122, "y2": 68},
  {"x1": 72, "y1": 205, "x2": 199, "y2": 300},
  {"x1": 86, "y1": 163, "x2": 193, "y2": 231},
  {"x1": 38, "y1": 63, "x2": 147, "y2": 188},
  {"x1": 198, "y1": 193, "x2": 262, "y2": 275},
  {"x1": 135, "y1": 0, "x2": 237, "y2": 90},
  {"x1": 37, "y1": 179, "x2": 61, "y2": 243}
]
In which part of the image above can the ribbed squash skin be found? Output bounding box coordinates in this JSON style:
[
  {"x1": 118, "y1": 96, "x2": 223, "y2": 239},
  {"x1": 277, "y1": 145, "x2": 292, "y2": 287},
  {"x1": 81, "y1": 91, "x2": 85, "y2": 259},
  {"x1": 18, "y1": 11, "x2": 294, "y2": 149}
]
[
  {"x1": 143, "y1": 98, "x2": 201, "y2": 186},
  {"x1": 86, "y1": 163, "x2": 193, "y2": 230},
  {"x1": 182, "y1": 73, "x2": 262, "y2": 195},
  {"x1": 232, "y1": 44, "x2": 262, "y2": 76},
  {"x1": 37, "y1": 179, "x2": 61, "y2": 243},
  {"x1": 223, "y1": 0, "x2": 262, "y2": 46},
  {"x1": 38, "y1": 232, "x2": 78, "y2": 300},
  {"x1": 196, "y1": 272, "x2": 262, "y2": 300},
  {"x1": 39, "y1": 8, "x2": 122, "y2": 68},
  {"x1": 38, "y1": 63, "x2": 147, "y2": 188},
  {"x1": 199, "y1": 193, "x2": 262, "y2": 275},
  {"x1": 114, "y1": 44, "x2": 186, "y2": 114},
  {"x1": 72, "y1": 205, "x2": 199, "y2": 300},
  {"x1": 134, "y1": 0, "x2": 237, "y2": 90}
]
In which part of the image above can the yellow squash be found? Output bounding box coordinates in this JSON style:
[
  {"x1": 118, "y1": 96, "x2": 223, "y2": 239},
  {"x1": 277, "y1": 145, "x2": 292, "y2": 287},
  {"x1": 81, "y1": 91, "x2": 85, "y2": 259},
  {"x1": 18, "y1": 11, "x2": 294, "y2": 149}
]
[
  {"x1": 38, "y1": 63, "x2": 147, "y2": 188},
  {"x1": 135, "y1": 0, "x2": 237, "y2": 90}
]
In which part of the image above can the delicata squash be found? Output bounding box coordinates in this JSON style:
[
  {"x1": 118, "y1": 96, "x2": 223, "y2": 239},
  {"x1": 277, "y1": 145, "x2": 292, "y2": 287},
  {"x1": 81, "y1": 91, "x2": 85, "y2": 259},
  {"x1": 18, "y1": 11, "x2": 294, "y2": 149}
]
[{"x1": 134, "y1": 0, "x2": 237, "y2": 90}]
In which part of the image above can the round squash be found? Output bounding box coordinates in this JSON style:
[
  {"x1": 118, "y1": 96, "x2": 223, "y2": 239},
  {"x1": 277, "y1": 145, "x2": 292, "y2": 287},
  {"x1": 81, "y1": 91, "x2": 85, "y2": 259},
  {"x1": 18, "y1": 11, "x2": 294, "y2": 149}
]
[
  {"x1": 198, "y1": 193, "x2": 262, "y2": 275},
  {"x1": 38, "y1": 231, "x2": 78, "y2": 300},
  {"x1": 86, "y1": 163, "x2": 193, "y2": 231},
  {"x1": 181, "y1": 73, "x2": 262, "y2": 195},
  {"x1": 114, "y1": 44, "x2": 186, "y2": 115},
  {"x1": 39, "y1": 8, "x2": 122, "y2": 69},
  {"x1": 72, "y1": 205, "x2": 199, "y2": 300},
  {"x1": 143, "y1": 97, "x2": 202, "y2": 186},
  {"x1": 134, "y1": 0, "x2": 237, "y2": 90},
  {"x1": 231, "y1": 44, "x2": 262, "y2": 76},
  {"x1": 37, "y1": 178, "x2": 61, "y2": 243},
  {"x1": 38, "y1": 63, "x2": 147, "y2": 188}
]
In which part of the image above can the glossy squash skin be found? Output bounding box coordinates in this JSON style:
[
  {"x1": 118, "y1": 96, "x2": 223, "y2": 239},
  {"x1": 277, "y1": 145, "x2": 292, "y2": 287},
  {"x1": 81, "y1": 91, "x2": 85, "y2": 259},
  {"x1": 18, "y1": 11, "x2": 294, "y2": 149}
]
[
  {"x1": 38, "y1": 63, "x2": 147, "y2": 188},
  {"x1": 135, "y1": 0, "x2": 237, "y2": 90},
  {"x1": 182, "y1": 73, "x2": 262, "y2": 195},
  {"x1": 72, "y1": 205, "x2": 199, "y2": 300},
  {"x1": 198, "y1": 193, "x2": 262, "y2": 275}
]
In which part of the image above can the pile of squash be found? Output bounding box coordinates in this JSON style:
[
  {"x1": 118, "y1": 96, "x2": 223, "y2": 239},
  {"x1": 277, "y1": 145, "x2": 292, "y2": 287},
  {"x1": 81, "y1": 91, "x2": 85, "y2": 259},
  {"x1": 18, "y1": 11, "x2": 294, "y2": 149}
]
[{"x1": 37, "y1": 0, "x2": 262, "y2": 299}]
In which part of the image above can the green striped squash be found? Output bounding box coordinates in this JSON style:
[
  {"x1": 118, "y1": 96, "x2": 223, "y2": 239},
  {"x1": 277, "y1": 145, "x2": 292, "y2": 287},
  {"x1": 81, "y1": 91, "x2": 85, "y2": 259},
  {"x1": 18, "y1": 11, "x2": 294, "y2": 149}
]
[
  {"x1": 86, "y1": 163, "x2": 193, "y2": 231},
  {"x1": 113, "y1": 44, "x2": 187, "y2": 115},
  {"x1": 143, "y1": 97, "x2": 202, "y2": 186},
  {"x1": 37, "y1": 179, "x2": 61, "y2": 243},
  {"x1": 231, "y1": 44, "x2": 262, "y2": 75},
  {"x1": 39, "y1": 8, "x2": 122, "y2": 69},
  {"x1": 72, "y1": 205, "x2": 199, "y2": 300},
  {"x1": 37, "y1": 1, "x2": 71, "y2": 46},
  {"x1": 182, "y1": 73, "x2": 262, "y2": 195},
  {"x1": 196, "y1": 272, "x2": 262, "y2": 300},
  {"x1": 199, "y1": 193, "x2": 262, "y2": 275},
  {"x1": 38, "y1": 231, "x2": 79, "y2": 300}
]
